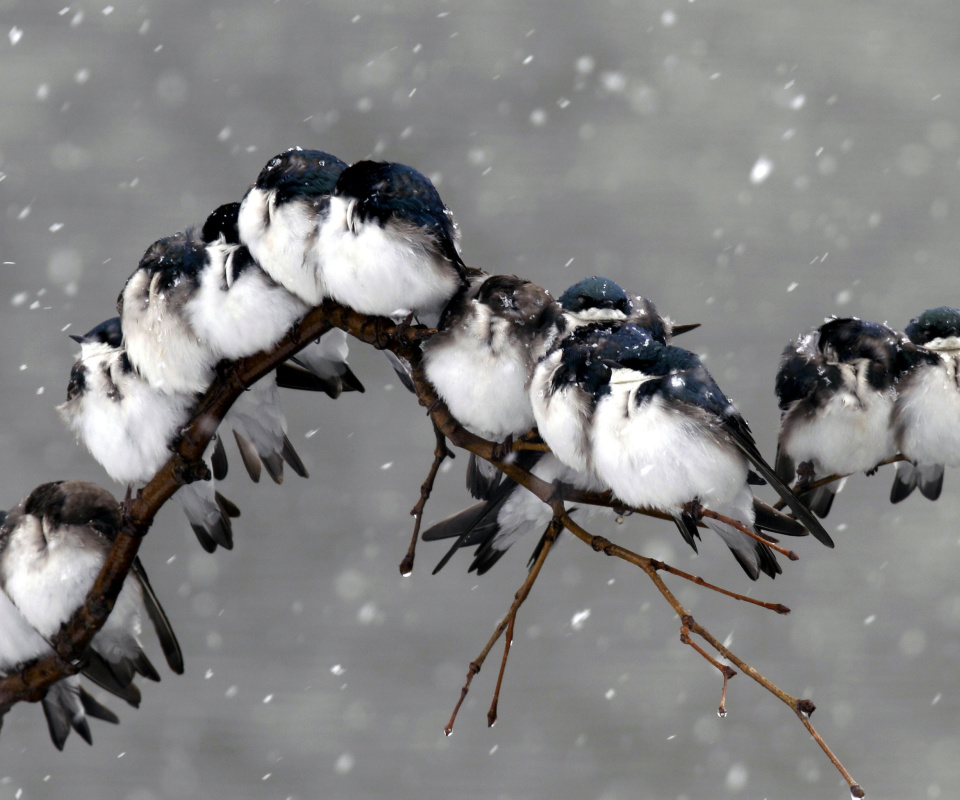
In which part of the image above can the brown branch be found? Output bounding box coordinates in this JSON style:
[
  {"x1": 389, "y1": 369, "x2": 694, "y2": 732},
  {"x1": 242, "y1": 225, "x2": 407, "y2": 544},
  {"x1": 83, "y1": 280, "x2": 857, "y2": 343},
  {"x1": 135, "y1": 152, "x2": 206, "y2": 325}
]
[
  {"x1": 680, "y1": 616, "x2": 737, "y2": 717},
  {"x1": 0, "y1": 297, "x2": 862, "y2": 795},
  {"x1": 773, "y1": 454, "x2": 908, "y2": 511},
  {"x1": 556, "y1": 511, "x2": 863, "y2": 796},
  {"x1": 400, "y1": 422, "x2": 453, "y2": 576},
  {"x1": 445, "y1": 516, "x2": 562, "y2": 735},
  {"x1": 0, "y1": 303, "x2": 423, "y2": 716},
  {"x1": 698, "y1": 508, "x2": 800, "y2": 561}
]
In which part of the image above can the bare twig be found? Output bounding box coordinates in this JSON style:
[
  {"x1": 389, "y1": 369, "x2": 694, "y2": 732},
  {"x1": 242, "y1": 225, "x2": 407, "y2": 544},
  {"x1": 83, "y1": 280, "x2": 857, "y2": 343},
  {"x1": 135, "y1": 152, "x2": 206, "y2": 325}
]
[
  {"x1": 773, "y1": 454, "x2": 907, "y2": 511},
  {"x1": 400, "y1": 422, "x2": 453, "y2": 576},
  {"x1": 445, "y1": 516, "x2": 562, "y2": 735},
  {"x1": 487, "y1": 614, "x2": 515, "y2": 728},
  {"x1": 0, "y1": 299, "x2": 862, "y2": 796},
  {"x1": 698, "y1": 507, "x2": 800, "y2": 562},
  {"x1": 556, "y1": 511, "x2": 863, "y2": 796}
]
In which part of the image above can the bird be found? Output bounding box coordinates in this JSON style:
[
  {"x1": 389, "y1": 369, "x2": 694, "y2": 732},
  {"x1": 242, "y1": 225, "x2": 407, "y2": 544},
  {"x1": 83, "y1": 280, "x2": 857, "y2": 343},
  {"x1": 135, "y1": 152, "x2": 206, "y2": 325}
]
[
  {"x1": 237, "y1": 148, "x2": 348, "y2": 307},
  {"x1": 319, "y1": 159, "x2": 478, "y2": 327},
  {"x1": 58, "y1": 318, "x2": 239, "y2": 552},
  {"x1": 530, "y1": 277, "x2": 694, "y2": 480},
  {"x1": 775, "y1": 317, "x2": 907, "y2": 517},
  {"x1": 205, "y1": 200, "x2": 365, "y2": 399},
  {"x1": 426, "y1": 282, "x2": 708, "y2": 577},
  {"x1": 0, "y1": 482, "x2": 183, "y2": 730},
  {"x1": 421, "y1": 274, "x2": 563, "y2": 498},
  {"x1": 539, "y1": 324, "x2": 833, "y2": 580},
  {"x1": 0, "y1": 574, "x2": 121, "y2": 750},
  {"x1": 889, "y1": 306, "x2": 960, "y2": 503},
  {"x1": 557, "y1": 275, "x2": 700, "y2": 341}
]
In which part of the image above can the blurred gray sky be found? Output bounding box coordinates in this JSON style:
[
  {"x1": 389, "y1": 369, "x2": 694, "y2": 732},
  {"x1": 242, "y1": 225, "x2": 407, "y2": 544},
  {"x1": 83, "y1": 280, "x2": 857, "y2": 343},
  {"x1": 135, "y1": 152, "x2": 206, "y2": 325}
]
[{"x1": 2, "y1": 1, "x2": 960, "y2": 798}]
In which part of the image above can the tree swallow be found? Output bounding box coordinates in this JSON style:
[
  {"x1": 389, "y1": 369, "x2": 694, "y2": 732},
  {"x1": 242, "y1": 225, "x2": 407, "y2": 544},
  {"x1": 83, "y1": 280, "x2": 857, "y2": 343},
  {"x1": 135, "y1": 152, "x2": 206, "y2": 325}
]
[
  {"x1": 540, "y1": 325, "x2": 832, "y2": 580},
  {"x1": 58, "y1": 320, "x2": 238, "y2": 552},
  {"x1": 205, "y1": 200, "x2": 365, "y2": 398},
  {"x1": 422, "y1": 274, "x2": 563, "y2": 497},
  {"x1": 237, "y1": 149, "x2": 348, "y2": 307},
  {"x1": 889, "y1": 307, "x2": 960, "y2": 502},
  {"x1": 0, "y1": 580, "x2": 121, "y2": 749},
  {"x1": 319, "y1": 160, "x2": 479, "y2": 327},
  {"x1": 557, "y1": 275, "x2": 698, "y2": 341},
  {"x1": 775, "y1": 317, "x2": 906, "y2": 517},
  {"x1": 0, "y1": 482, "x2": 183, "y2": 723}
]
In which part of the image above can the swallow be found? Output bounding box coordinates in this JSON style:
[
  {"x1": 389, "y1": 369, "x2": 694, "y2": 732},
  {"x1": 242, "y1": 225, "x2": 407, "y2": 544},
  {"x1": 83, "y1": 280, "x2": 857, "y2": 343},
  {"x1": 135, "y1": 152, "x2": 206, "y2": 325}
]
[
  {"x1": 58, "y1": 320, "x2": 238, "y2": 552},
  {"x1": 775, "y1": 317, "x2": 907, "y2": 517},
  {"x1": 319, "y1": 160, "x2": 479, "y2": 327},
  {"x1": 558, "y1": 275, "x2": 699, "y2": 340},
  {"x1": 237, "y1": 149, "x2": 348, "y2": 306},
  {"x1": 205, "y1": 201, "x2": 365, "y2": 398},
  {"x1": 889, "y1": 307, "x2": 960, "y2": 502},
  {"x1": 0, "y1": 482, "x2": 183, "y2": 724},
  {"x1": 0, "y1": 581, "x2": 121, "y2": 749},
  {"x1": 542, "y1": 325, "x2": 832, "y2": 580},
  {"x1": 422, "y1": 274, "x2": 563, "y2": 497}
]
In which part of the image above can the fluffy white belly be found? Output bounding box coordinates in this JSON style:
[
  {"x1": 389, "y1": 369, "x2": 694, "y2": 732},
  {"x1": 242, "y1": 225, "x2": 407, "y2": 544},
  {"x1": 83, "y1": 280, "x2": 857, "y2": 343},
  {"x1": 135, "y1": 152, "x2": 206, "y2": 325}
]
[
  {"x1": 896, "y1": 362, "x2": 960, "y2": 466},
  {"x1": 781, "y1": 389, "x2": 896, "y2": 475},
  {"x1": 591, "y1": 388, "x2": 747, "y2": 511},
  {"x1": 424, "y1": 341, "x2": 533, "y2": 439}
]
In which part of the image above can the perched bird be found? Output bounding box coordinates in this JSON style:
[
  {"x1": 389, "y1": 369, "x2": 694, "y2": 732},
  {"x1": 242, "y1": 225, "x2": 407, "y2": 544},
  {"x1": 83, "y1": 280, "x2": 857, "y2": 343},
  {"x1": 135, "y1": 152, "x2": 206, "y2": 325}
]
[
  {"x1": 775, "y1": 317, "x2": 906, "y2": 517},
  {"x1": 58, "y1": 319, "x2": 239, "y2": 552},
  {"x1": 205, "y1": 201, "x2": 365, "y2": 399},
  {"x1": 539, "y1": 325, "x2": 832, "y2": 580},
  {"x1": 237, "y1": 149, "x2": 348, "y2": 306},
  {"x1": 531, "y1": 277, "x2": 693, "y2": 481},
  {"x1": 0, "y1": 580, "x2": 120, "y2": 750},
  {"x1": 0, "y1": 482, "x2": 183, "y2": 722},
  {"x1": 320, "y1": 160, "x2": 477, "y2": 327},
  {"x1": 421, "y1": 274, "x2": 562, "y2": 498},
  {"x1": 558, "y1": 275, "x2": 699, "y2": 341},
  {"x1": 889, "y1": 307, "x2": 960, "y2": 502}
]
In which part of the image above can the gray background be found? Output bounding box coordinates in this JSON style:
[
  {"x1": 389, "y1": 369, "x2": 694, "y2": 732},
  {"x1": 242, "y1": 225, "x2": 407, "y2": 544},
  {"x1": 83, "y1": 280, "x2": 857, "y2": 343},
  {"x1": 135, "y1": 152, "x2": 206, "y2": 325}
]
[{"x1": 1, "y1": 1, "x2": 959, "y2": 798}]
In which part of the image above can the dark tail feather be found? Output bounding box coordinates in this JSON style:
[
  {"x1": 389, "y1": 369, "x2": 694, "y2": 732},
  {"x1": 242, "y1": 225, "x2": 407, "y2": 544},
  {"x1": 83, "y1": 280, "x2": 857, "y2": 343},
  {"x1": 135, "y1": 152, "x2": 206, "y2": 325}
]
[
  {"x1": 732, "y1": 435, "x2": 835, "y2": 547},
  {"x1": 133, "y1": 557, "x2": 184, "y2": 674},
  {"x1": 890, "y1": 462, "x2": 917, "y2": 503},
  {"x1": 211, "y1": 436, "x2": 229, "y2": 481},
  {"x1": 674, "y1": 513, "x2": 701, "y2": 552},
  {"x1": 79, "y1": 686, "x2": 120, "y2": 724},
  {"x1": 82, "y1": 653, "x2": 142, "y2": 707},
  {"x1": 919, "y1": 464, "x2": 945, "y2": 501},
  {"x1": 262, "y1": 452, "x2": 285, "y2": 485},
  {"x1": 753, "y1": 499, "x2": 808, "y2": 536},
  {"x1": 232, "y1": 430, "x2": 262, "y2": 483},
  {"x1": 774, "y1": 446, "x2": 795, "y2": 483},
  {"x1": 339, "y1": 366, "x2": 365, "y2": 393},
  {"x1": 276, "y1": 362, "x2": 340, "y2": 397},
  {"x1": 281, "y1": 434, "x2": 309, "y2": 478},
  {"x1": 466, "y1": 453, "x2": 502, "y2": 500},
  {"x1": 801, "y1": 485, "x2": 836, "y2": 519}
]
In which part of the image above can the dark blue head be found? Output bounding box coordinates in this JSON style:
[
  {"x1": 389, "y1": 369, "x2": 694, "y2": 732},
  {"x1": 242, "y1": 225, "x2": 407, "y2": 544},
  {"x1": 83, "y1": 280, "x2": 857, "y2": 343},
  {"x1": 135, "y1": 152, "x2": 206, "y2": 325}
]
[
  {"x1": 202, "y1": 202, "x2": 241, "y2": 244},
  {"x1": 905, "y1": 306, "x2": 960, "y2": 346},
  {"x1": 70, "y1": 316, "x2": 123, "y2": 347},
  {"x1": 139, "y1": 230, "x2": 206, "y2": 291},
  {"x1": 334, "y1": 160, "x2": 461, "y2": 264},
  {"x1": 254, "y1": 149, "x2": 347, "y2": 206},
  {"x1": 559, "y1": 277, "x2": 630, "y2": 315}
]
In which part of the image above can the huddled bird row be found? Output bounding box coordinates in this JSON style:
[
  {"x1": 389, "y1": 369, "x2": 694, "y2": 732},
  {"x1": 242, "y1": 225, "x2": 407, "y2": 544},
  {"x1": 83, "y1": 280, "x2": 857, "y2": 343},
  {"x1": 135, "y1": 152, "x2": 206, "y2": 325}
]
[{"x1": 1, "y1": 145, "x2": 956, "y2": 750}]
